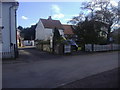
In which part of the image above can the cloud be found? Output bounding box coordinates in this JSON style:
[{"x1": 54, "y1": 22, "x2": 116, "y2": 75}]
[
  {"x1": 64, "y1": 18, "x2": 72, "y2": 21},
  {"x1": 21, "y1": 16, "x2": 28, "y2": 20},
  {"x1": 51, "y1": 4, "x2": 64, "y2": 19},
  {"x1": 51, "y1": 4, "x2": 60, "y2": 13},
  {"x1": 30, "y1": 23, "x2": 36, "y2": 26},
  {"x1": 53, "y1": 13, "x2": 64, "y2": 19}
]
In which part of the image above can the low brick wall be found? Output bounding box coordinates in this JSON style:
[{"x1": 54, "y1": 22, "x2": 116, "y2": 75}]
[
  {"x1": 36, "y1": 44, "x2": 51, "y2": 52},
  {"x1": 36, "y1": 41, "x2": 71, "y2": 54},
  {"x1": 54, "y1": 44, "x2": 64, "y2": 55},
  {"x1": 43, "y1": 44, "x2": 51, "y2": 52}
]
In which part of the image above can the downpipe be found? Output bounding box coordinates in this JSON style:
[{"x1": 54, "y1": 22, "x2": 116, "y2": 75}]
[{"x1": 9, "y1": 2, "x2": 19, "y2": 58}]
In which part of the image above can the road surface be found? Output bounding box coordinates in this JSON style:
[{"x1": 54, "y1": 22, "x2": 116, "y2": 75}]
[{"x1": 2, "y1": 48, "x2": 119, "y2": 88}]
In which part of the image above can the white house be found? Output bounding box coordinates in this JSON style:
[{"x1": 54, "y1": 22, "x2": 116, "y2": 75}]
[
  {"x1": 35, "y1": 16, "x2": 64, "y2": 41},
  {"x1": 0, "y1": 0, "x2": 19, "y2": 59}
]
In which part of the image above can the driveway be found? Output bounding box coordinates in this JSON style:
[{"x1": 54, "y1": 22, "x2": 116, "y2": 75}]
[{"x1": 2, "y1": 47, "x2": 119, "y2": 88}]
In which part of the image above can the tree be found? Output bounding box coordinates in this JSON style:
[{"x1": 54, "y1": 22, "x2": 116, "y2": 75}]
[
  {"x1": 69, "y1": 0, "x2": 120, "y2": 44},
  {"x1": 18, "y1": 26, "x2": 23, "y2": 31},
  {"x1": 112, "y1": 28, "x2": 120, "y2": 44},
  {"x1": 53, "y1": 27, "x2": 61, "y2": 40},
  {"x1": 18, "y1": 24, "x2": 37, "y2": 40},
  {"x1": 74, "y1": 17, "x2": 107, "y2": 44}
]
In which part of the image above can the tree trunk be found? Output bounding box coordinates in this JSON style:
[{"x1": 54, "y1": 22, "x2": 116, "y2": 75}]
[{"x1": 107, "y1": 25, "x2": 112, "y2": 44}]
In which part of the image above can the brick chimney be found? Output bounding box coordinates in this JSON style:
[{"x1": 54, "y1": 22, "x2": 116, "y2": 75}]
[{"x1": 48, "y1": 16, "x2": 52, "y2": 20}]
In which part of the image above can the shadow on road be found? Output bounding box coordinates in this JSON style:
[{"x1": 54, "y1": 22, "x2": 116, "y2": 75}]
[{"x1": 56, "y1": 68, "x2": 119, "y2": 88}]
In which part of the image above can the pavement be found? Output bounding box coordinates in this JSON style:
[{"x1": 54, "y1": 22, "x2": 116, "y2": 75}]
[{"x1": 2, "y1": 47, "x2": 119, "y2": 88}]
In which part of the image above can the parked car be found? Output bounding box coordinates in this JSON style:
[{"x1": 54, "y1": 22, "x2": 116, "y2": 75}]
[{"x1": 66, "y1": 40, "x2": 78, "y2": 51}]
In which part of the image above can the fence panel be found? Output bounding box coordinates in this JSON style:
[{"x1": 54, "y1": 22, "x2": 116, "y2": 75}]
[{"x1": 85, "y1": 44, "x2": 120, "y2": 52}]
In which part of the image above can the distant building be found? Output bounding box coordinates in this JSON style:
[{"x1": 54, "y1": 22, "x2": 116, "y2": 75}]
[
  {"x1": 0, "y1": 0, "x2": 19, "y2": 59},
  {"x1": 62, "y1": 24, "x2": 77, "y2": 41},
  {"x1": 35, "y1": 16, "x2": 64, "y2": 41}
]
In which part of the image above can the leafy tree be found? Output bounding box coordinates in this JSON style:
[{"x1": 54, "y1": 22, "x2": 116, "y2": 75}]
[
  {"x1": 69, "y1": 0, "x2": 120, "y2": 44},
  {"x1": 18, "y1": 26, "x2": 23, "y2": 31},
  {"x1": 18, "y1": 24, "x2": 37, "y2": 40},
  {"x1": 74, "y1": 17, "x2": 107, "y2": 45},
  {"x1": 112, "y1": 28, "x2": 120, "y2": 44},
  {"x1": 53, "y1": 27, "x2": 61, "y2": 41}
]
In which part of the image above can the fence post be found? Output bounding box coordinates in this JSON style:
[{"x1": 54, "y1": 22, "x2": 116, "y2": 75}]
[{"x1": 92, "y1": 44, "x2": 94, "y2": 52}]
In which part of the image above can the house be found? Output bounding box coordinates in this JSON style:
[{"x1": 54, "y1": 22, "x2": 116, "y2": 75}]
[
  {"x1": 17, "y1": 29, "x2": 22, "y2": 47},
  {"x1": 62, "y1": 24, "x2": 77, "y2": 41},
  {"x1": 35, "y1": 16, "x2": 64, "y2": 41},
  {"x1": 0, "y1": 0, "x2": 19, "y2": 59}
]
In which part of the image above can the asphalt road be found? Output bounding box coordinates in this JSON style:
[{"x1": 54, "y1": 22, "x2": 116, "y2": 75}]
[
  {"x1": 2, "y1": 48, "x2": 119, "y2": 88},
  {"x1": 58, "y1": 68, "x2": 119, "y2": 88}
]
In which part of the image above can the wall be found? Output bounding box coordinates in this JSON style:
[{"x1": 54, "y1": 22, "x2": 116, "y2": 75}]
[
  {"x1": 2, "y1": 3, "x2": 10, "y2": 52},
  {"x1": 59, "y1": 29, "x2": 64, "y2": 36},
  {"x1": 23, "y1": 40, "x2": 35, "y2": 46},
  {"x1": 1, "y1": 2, "x2": 17, "y2": 58},
  {"x1": 44, "y1": 28, "x2": 53, "y2": 40},
  {"x1": 0, "y1": 2, "x2": 2, "y2": 59},
  {"x1": 35, "y1": 19, "x2": 45, "y2": 40}
]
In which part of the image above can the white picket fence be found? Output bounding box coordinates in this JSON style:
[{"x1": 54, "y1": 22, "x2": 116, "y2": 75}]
[{"x1": 85, "y1": 44, "x2": 120, "y2": 52}]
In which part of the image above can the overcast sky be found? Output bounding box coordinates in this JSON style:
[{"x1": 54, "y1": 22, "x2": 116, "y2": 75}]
[{"x1": 17, "y1": 0, "x2": 120, "y2": 28}]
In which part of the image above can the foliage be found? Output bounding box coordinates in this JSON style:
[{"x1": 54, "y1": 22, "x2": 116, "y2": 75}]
[
  {"x1": 112, "y1": 28, "x2": 120, "y2": 44},
  {"x1": 53, "y1": 27, "x2": 61, "y2": 41},
  {"x1": 53, "y1": 27, "x2": 63, "y2": 43},
  {"x1": 18, "y1": 26, "x2": 23, "y2": 30},
  {"x1": 73, "y1": 17, "x2": 107, "y2": 45},
  {"x1": 68, "y1": 0, "x2": 120, "y2": 44},
  {"x1": 17, "y1": 24, "x2": 37, "y2": 40},
  {"x1": 52, "y1": 27, "x2": 66, "y2": 44}
]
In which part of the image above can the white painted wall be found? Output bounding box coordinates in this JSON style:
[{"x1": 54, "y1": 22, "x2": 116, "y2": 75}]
[
  {"x1": 23, "y1": 40, "x2": 35, "y2": 46},
  {"x1": 0, "y1": 2, "x2": 2, "y2": 55},
  {"x1": 0, "y1": 2, "x2": 18, "y2": 58},
  {"x1": 44, "y1": 28, "x2": 53, "y2": 40},
  {"x1": 35, "y1": 19, "x2": 45, "y2": 40},
  {"x1": 59, "y1": 29, "x2": 64, "y2": 36},
  {"x1": 1, "y1": 3, "x2": 11, "y2": 52},
  {"x1": 35, "y1": 19, "x2": 64, "y2": 41}
]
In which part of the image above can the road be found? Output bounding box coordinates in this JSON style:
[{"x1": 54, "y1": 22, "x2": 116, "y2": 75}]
[{"x1": 2, "y1": 48, "x2": 119, "y2": 88}]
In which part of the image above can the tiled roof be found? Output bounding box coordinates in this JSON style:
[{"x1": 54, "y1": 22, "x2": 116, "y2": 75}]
[
  {"x1": 40, "y1": 18, "x2": 64, "y2": 30},
  {"x1": 63, "y1": 25, "x2": 74, "y2": 35}
]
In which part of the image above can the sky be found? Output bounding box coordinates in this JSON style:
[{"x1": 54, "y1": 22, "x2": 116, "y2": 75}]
[{"x1": 17, "y1": 0, "x2": 120, "y2": 28}]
